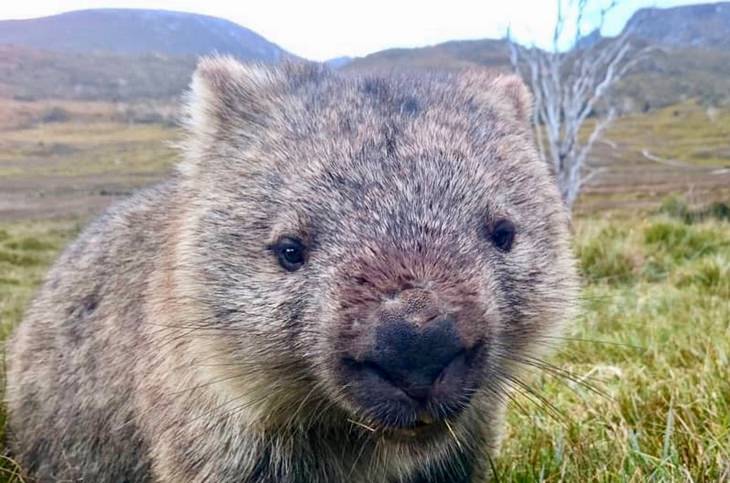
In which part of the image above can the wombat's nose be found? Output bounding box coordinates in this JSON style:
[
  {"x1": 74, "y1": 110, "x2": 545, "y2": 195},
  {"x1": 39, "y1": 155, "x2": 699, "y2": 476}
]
[
  {"x1": 365, "y1": 316, "x2": 467, "y2": 402},
  {"x1": 341, "y1": 299, "x2": 485, "y2": 427}
]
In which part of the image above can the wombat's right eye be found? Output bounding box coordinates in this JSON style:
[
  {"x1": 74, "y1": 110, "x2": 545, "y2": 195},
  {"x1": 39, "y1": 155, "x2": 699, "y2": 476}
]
[
  {"x1": 272, "y1": 237, "x2": 307, "y2": 272},
  {"x1": 488, "y1": 219, "x2": 516, "y2": 252}
]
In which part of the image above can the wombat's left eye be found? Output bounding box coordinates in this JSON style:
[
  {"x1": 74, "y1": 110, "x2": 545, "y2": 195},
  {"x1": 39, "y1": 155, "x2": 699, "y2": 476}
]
[
  {"x1": 489, "y1": 219, "x2": 516, "y2": 252},
  {"x1": 272, "y1": 237, "x2": 307, "y2": 272}
]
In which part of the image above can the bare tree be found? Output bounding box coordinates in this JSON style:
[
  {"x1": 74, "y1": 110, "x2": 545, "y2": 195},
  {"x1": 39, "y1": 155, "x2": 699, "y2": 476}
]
[{"x1": 508, "y1": 0, "x2": 647, "y2": 211}]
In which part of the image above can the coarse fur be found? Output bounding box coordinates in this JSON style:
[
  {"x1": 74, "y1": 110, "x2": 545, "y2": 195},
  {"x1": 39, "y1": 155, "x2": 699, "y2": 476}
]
[{"x1": 5, "y1": 57, "x2": 578, "y2": 482}]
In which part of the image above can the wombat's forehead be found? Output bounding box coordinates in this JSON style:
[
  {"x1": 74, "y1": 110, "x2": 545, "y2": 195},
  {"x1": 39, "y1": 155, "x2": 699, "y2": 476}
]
[
  {"x1": 274, "y1": 152, "x2": 500, "y2": 242},
  {"x1": 273, "y1": 76, "x2": 516, "y2": 173},
  {"x1": 248, "y1": 73, "x2": 549, "y2": 230},
  {"x1": 269, "y1": 98, "x2": 520, "y2": 219},
  {"x1": 276, "y1": 74, "x2": 471, "y2": 136},
  {"x1": 312, "y1": 74, "x2": 447, "y2": 111}
]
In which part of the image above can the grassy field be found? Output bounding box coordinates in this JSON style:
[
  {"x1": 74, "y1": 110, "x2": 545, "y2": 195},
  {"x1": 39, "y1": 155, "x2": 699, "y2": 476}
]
[
  {"x1": 0, "y1": 108, "x2": 178, "y2": 221},
  {"x1": 0, "y1": 201, "x2": 727, "y2": 481},
  {"x1": 577, "y1": 102, "x2": 730, "y2": 214},
  {"x1": 496, "y1": 200, "x2": 730, "y2": 481},
  {"x1": 0, "y1": 100, "x2": 728, "y2": 481},
  {"x1": 0, "y1": 220, "x2": 81, "y2": 480}
]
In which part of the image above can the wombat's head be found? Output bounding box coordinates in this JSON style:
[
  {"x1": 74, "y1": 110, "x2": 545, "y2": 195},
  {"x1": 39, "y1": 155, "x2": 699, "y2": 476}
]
[{"x1": 179, "y1": 57, "x2": 577, "y2": 450}]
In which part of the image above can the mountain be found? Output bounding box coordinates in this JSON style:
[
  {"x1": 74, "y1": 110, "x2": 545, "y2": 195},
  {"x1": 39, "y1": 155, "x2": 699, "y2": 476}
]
[
  {"x1": 0, "y1": 45, "x2": 197, "y2": 101},
  {"x1": 344, "y1": 2, "x2": 730, "y2": 73},
  {"x1": 344, "y1": 39, "x2": 510, "y2": 73},
  {"x1": 342, "y1": 2, "x2": 730, "y2": 110},
  {"x1": 0, "y1": 9, "x2": 292, "y2": 62},
  {"x1": 0, "y1": 9, "x2": 299, "y2": 101},
  {"x1": 627, "y1": 2, "x2": 730, "y2": 49},
  {"x1": 324, "y1": 56, "x2": 353, "y2": 69},
  {"x1": 602, "y1": 2, "x2": 730, "y2": 109},
  {"x1": 2, "y1": 4, "x2": 729, "y2": 106}
]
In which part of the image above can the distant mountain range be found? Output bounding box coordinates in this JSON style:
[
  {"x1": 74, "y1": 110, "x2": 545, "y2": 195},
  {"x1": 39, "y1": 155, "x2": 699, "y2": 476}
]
[
  {"x1": 0, "y1": 3, "x2": 728, "y2": 108},
  {"x1": 342, "y1": 2, "x2": 730, "y2": 110},
  {"x1": 344, "y1": 2, "x2": 730, "y2": 69},
  {"x1": 342, "y1": 39, "x2": 509, "y2": 73},
  {"x1": 627, "y1": 2, "x2": 730, "y2": 49},
  {"x1": 0, "y1": 9, "x2": 294, "y2": 101},
  {"x1": 0, "y1": 9, "x2": 291, "y2": 61}
]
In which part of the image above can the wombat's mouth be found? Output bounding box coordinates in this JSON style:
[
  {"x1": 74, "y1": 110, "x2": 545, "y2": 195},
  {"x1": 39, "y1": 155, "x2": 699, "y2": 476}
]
[
  {"x1": 338, "y1": 340, "x2": 485, "y2": 432},
  {"x1": 381, "y1": 419, "x2": 451, "y2": 443},
  {"x1": 349, "y1": 416, "x2": 452, "y2": 444}
]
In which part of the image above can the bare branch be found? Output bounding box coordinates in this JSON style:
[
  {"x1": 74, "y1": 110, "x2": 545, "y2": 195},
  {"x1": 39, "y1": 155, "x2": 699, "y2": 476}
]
[{"x1": 507, "y1": 0, "x2": 643, "y2": 213}]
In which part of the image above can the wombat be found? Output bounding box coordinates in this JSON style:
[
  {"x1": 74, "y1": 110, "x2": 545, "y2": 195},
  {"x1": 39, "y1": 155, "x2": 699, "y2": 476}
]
[{"x1": 5, "y1": 57, "x2": 578, "y2": 482}]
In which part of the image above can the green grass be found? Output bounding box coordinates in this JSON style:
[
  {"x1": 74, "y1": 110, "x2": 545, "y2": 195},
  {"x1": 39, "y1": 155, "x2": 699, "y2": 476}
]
[
  {"x1": 0, "y1": 122, "x2": 179, "y2": 178},
  {"x1": 0, "y1": 201, "x2": 728, "y2": 481},
  {"x1": 606, "y1": 101, "x2": 730, "y2": 168},
  {"x1": 495, "y1": 201, "x2": 730, "y2": 481},
  {"x1": 0, "y1": 220, "x2": 80, "y2": 482}
]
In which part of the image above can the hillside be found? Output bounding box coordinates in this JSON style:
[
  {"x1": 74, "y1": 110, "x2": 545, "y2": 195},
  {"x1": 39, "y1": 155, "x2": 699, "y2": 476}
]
[
  {"x1": 2, "y1": 4, "x2": 730, "y2": 106},
  {"x1": 0, "y1": 45, "x2": 196, "y2": 101},
  {"x1": 0, "y1": 9, "x2": 291, "y2": 61},
  {"x1": 343, "y1": 38, "x2": 509, "y2": 73},
  {"x1": 615, "y1": 46, "x2": 730, "y2": 110},
  {"x1": 628, "y1": 2, "x2": 730, "y2": 49},
  {"x1": 343, "y1": 3, "x2": 730, "y2": 110},
  {"x1": 0, "y1": 8, "x2": 300, "y2": 101}
]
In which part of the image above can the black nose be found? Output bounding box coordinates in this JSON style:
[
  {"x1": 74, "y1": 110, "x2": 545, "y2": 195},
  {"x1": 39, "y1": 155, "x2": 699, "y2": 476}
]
[
  {"x1": 366, "y1": 317, "x2": 466, "y2": 402},
  {"x1": 341, "y1": 315, "x2": 484, "y2": 428}
]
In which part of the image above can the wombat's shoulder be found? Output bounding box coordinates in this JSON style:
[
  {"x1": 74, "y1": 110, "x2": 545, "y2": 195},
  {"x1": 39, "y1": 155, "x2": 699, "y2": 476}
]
[{"x1": 17, "y1": 178, "x2": 183, "y2": 339}]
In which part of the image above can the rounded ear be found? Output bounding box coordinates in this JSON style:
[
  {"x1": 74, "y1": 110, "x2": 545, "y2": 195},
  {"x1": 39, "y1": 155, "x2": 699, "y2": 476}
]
[
  {"x1": 490, "y1": 74, "x2": 533, "y2": 124},
  {"x1": 458, "y1": 70, "x2": 533, "y2": 125},
  {"x1": 186, "y1": 56, "x2": 282, "y2": 141},
  {"x1": 180, "y1": 56, "x2": 284, "y2": 176},
  {"x1": 179, "y1": 56, "x2": 327, "y2": 177}
]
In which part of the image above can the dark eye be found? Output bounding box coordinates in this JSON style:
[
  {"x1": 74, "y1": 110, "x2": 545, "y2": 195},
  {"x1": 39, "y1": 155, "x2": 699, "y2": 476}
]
[
  {"x1": 272, "y1": 237, "x2": 307, "y2": 272},
  {"x1": 489, "y1": 219, "x2": 516, "y2": 252}
]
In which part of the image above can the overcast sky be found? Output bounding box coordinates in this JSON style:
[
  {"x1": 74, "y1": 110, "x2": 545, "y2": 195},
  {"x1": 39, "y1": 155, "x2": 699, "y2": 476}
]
[{"x1": 0, "y1": 0, "x2": 717, "y2": 60}]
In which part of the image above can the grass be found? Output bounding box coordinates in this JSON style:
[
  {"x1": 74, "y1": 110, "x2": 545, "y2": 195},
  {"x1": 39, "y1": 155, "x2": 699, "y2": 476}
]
[
  {"x1": 494, "y1": 200, "x2": 730, "y2": 481},
  {"x1": 606, "y1": 101, "x2": 730, "y2": 168},
  {"x1": 0, "y1": 220, "x2": 81, "y2": 482},
  {"x1": 0, "y1": 117, "x2": 179, "y2": 221},
  {"x1": 0, "y1": 122, "x2": 178, "y2": 178},
  {"x1": 0, "y1": 221, "x2": 80, "y2": 341},
  {"x1": 0, "y1": 199, "x2": 727, "y2": 481},
  {"x1": 576, "y1": 103, "x2": 730, "y2": 213}
]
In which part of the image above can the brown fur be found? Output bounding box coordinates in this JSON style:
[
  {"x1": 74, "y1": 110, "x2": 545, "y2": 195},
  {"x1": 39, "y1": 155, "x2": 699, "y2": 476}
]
[{"x1": 5, "y1": 57, "x2": 578, "y2": 482}]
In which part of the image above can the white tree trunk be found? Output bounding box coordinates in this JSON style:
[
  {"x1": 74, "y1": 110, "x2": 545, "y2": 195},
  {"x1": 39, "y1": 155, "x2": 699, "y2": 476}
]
[{"x1": 508, "y1": 0, "x2": 649, "y2": 212}]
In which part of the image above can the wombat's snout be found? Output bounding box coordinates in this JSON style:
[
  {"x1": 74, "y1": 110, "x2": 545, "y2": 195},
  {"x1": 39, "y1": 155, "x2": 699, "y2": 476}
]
[
  {"x1": 340, "y1": 288, "x2": 485, "y2": 428},
  {"x1": 347, "y1": 316, "x2": 476, "y2": 400}
]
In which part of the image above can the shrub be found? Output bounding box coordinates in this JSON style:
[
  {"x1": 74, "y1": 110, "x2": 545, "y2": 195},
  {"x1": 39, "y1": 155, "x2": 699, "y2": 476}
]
[
  {"x1": 578, "y1": 226, "x2": 640, "y2": 285},
  {"x1": 39, "y1": 107, "x2": 71, "y2": 123},
  {"x1": 658, "y1": 196, "x2": 730, "y2": 223},
  {"x1": 644, "y1": 221, "x2": 723, "y2": 261},
  {"x1": 675, "y1": 254, "x2": 729, "y2": 293},
  {"x1": 4, "y1": 237, "x2": 56, "y2": 252}
]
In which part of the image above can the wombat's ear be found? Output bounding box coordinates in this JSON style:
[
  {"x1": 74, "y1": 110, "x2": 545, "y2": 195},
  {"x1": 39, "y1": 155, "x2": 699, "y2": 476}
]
[
  {"x1": 459, "y1": 71, "x2": 533, "y2": 125},
  {"x1": 179, "y1": 56, "x2": 282, "y2": 176},
  {"x1": 490, "y1": 74, "x2": 533, "y2": 124}
]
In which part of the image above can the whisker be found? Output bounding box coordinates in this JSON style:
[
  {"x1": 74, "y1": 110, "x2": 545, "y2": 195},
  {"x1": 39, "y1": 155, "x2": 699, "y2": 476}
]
[
  {"x1": 444, "y1": 418, "x2": 463, "y2": 452},
  {"x1": 493, "y1": 350, "x2": 613, "y2": 401},
  {"x1": 347, "y1": 419, "x2": 376, "y2": 433},
  {"x1": 495, "y1": 371, "x2": 569, "y2": 425}
]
